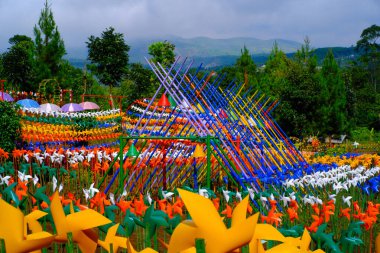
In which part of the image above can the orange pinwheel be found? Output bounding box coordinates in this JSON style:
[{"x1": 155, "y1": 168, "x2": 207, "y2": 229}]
[
  {"x1": 212, "y1": 197, "x2": 220, "y2": 211},
  {"x1": 134, "y1": 194, "x2": 148, "y2": 216},
  {"x1": 339, "y1": 208, "x2": 351, "y2": 221},
  {"x1": 116, "y1": 199, "x2": 134, "y2": 213},
  {"x1": 306, "y1": 215, "x2": 323, "y2": 233},
  {"x1": 101, "y1": 161, "x2": 109, "y2": 172},
  {"x1": 90, "y1": 192, "x2": 110, "y2": 215},
  {"x1": 15, "y1": 181, "x2": 28, "y2": 200},
  {"x1": 0, "y1": 148, "x2": 9, "y2": 160},
  {"x1": 12, "y1": 149, "x2": 24, "y2": 159},
  {"x1": 173, "y1": 198, "x2": 184, "y2": 216},
  {"x1": 70, "y1": 162, "x2": 79, "y2": 170},
  {"x1": 321, "y1": 203, "x2": 334, "y2": 223},
  {"x1": 287, "y1": 207, "x2": 299, "y2": 222},
  {"x1": 221, "y1": 203, "x2": 233, "y2": 218},
  {"x1": 82, "y1": 159, "x2": 90, "y2": 168},
  {"x1": 311, "y1": 203, "x2": 320, "y2": 216}
]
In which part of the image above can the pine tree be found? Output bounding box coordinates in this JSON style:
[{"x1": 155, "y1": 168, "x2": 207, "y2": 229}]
[
  {"x1": 34, "y1": 0, "x2": 66, "y2": 78},
  {"x1": 320, "y1": 50, "x2": 347, "y2": 136},
  {"x1": 236, "y1": 45, "x2": 257, "y2": 89}
]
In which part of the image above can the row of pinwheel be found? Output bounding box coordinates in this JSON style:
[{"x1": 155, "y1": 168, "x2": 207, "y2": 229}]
[
  {"x1": 303, "y1": 153, "x2": 380, "y2": 169},
  {"x1": 3, "y1": 166, "x2": 380, "y2": 253},
  {"x1": 2, "y1": 144, "x2": 380, "y2": 197},
  {"x1": 282, "y1": 165, "x2": 380, "y2": 192},
  {"x1": 0, "y1": 183, "x2": 333, "y2": 253},
  {"x1": 21, "y1": 107, "x2": 121, "y2": 119}
]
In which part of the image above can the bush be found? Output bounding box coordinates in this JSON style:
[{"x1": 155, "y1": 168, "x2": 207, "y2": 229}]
[
  {"x1": 351, "y1": 127, "x2": 380, "y2": 142},
  {"x1": 0, "y1": 101, "x2": 21, "y2": 152}
]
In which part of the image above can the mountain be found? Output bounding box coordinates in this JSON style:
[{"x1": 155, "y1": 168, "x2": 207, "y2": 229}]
[
  {"x1": 65, "y1": 36, "x2": 301, "y2": 68},
  {"x1": 127, "y1": 36, "x2": 302, "y2": 64},
  {"x1": 65, "y1": 36, "x2": 359, "y2": 69}
]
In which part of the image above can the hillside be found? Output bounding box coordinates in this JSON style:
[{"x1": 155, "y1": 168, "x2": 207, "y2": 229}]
[
  {"x1": 128, "y1": 36, "x2": 301, "y2": 63},
  {"x1": 65, "y1": 36, "x2": 360, "y2": 69}
]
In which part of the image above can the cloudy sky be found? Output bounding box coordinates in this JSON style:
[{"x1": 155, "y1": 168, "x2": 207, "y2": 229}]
[{"x1": 1, "y1": 0, "x2": 379, "y2": 56}]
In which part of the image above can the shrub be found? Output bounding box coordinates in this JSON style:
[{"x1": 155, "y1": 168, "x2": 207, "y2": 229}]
[{"x1": 0, "y1": 101, "x2": 21, "y2": 152}]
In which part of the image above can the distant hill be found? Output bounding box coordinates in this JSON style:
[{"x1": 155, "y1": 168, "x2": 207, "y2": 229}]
[
  {"x1": 128, "y1": 36, "x2": 301, "y2": 63},
  {"x1": 66, "y1": 36, "x2": 360, "y2": 69}
]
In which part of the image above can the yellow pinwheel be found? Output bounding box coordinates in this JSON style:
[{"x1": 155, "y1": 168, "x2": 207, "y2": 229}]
[
  {"x1": 50, "y1": 192, "x2": 111, "y2": 252},
  {"x1": 168, "y1": 188, "x2": 258, "y2": 253},
  {"x1": 0, "y1": 199, "x2": 54, "y2": 253},
  {"x1": 98, "y1": 224, "x2": 127, "y2": 252}
]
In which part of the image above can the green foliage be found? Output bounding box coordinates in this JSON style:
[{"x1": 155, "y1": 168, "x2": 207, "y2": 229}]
[
  {"x1": 117, "y1": 63, "x2": 155, "y2": 108},
  {"x1": 319, "y1": 50, "x2": 347, "y2": 136},
  {"x1": 351, "y1": 127, "x2": 380, "y2": 141},
  {"x1": 148, "y1": 41, "x2": 176, "y2": 68},
  {"x1": 86, "y1": 27, "x2": 130, "y2": 91},
  {"x1": 0, "y1": 102, "x2": 21, "y2": 152},
  {"x1": 34, "y1": 0, "x2": 66, "y2": 79},
  {"x1": 1, "y1": 35, "x2": 35, "y2": 91},
  {"x1": 56, "y1": 60, "x2": 86, "y2": 102},
  {"x1": 235, "y1": 46, "x2": 257, "y2": 89}
]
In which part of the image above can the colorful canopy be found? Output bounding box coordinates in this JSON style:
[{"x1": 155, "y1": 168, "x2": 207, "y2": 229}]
[
  {"x1": 39, "y1": 103, "x2": 62, "y2": 113},
  {"x1": 79, "y1": 101, "x2": 100, "y2": 110},
  {"x1": 0, "y1": 92, "x2": 14, "y2": 102},
  {"x1": 61, "y1": 103, "x2": 84, "y2": 112},
  {"x1": 16, "y1": 99, "x2": 40, "y2": 109}
]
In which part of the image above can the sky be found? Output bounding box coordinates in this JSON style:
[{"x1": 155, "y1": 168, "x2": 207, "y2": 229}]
[{"x1": 1, "y1": 0, "x2": 379, "y2": 57}]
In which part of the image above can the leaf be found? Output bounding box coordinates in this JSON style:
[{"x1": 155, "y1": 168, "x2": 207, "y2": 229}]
[{"x1": 342, "y1": 236, "x2": 363, "y2": 246}]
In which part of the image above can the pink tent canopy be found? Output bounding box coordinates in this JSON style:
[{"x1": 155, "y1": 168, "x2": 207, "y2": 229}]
[
  {"x1": 79, "y1": 101, "x2": 100, "y2": 110},
  {"x1": 39, "y1": 103, "x2": 62, "y2": 112}
]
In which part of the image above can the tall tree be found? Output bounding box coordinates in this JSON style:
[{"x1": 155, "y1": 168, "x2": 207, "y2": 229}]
[
  {"x1": 34, "y1": 0, "x2": 66, "y2": 78},
  {"x1": 148, "y1": 40, "x2": 176, "y2": 68},
  {"x1": 2, "y1": 35, "x2": 35, "y2": 90},
  {"x1": 319, "y1": 50, "x2": 347, "y2": 136},
  {"x1": 260, "y1": 42, "x2": 289, "y2": 96},
  {"x1": 86, "y1": 27, "x2": 130, "y2": 93},
  {"x1": 274, "y1": 38, "x2": 321, "y2": 136},
  {"x1": 235, "y1": 45, "x2": 257, "y2": 89},
  {"x1": 356, "y1": 24, "x2": 380, "y2": 92}
]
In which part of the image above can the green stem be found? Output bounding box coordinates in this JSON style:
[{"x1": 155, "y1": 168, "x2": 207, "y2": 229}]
[
  {"x1": 67, "y1": 232, "x2": 74, "y2": 253},
  {"x1": 195, "y1": 238, "x2": 206, "y2": 253},
  {"x1": 0, "y1": 238, "x2": 6, "y2": 253}
]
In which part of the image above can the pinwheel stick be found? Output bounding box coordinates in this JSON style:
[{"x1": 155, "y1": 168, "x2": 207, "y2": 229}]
[
  {"x1": 0, "y1": 238, "x2": 5, "y2": 253},
  {"x1": 101, "y1": 135, "x2": 217, "y2": 193},
  {"x1": 195, "y1": 238, "x2": 206, "y2": 253}
]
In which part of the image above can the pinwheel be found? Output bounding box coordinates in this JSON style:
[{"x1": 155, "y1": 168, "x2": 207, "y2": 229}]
[
  {"x1": 50, "y1": 192, "x2": 111, "y2": 252},
  {"x1": 0, "y1": 198, "x2": 54, "y2": 252},
  {"x1": 98, "y1": 224, "x2": 127, "y2": 252},
  {"x1": 168, "y1": 189, "x2": 258, "y2": 253}
]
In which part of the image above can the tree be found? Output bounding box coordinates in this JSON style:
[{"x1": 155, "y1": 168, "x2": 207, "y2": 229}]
[
  {"x1": 273, "y1": 38, "x2": 321, "y2": 137},
  {"x1": 148, "y1": 41, "x2": 176, "y2": 68},
  {"x1": 356, "y1": 24, "x2": 380, "y2": 92},
  {"x1": 34, "y1": 0, "x2": 66, "y2": 79},
  {"x1": 86, "y1": 27, "x2": 130, "y2": 93},
  {"x1": 260, "y1": 42, "x2": 289, "y2": 96},
  {"x1": 119, "y1": 63, "x2": 155, "y2": 107},
  {"x1": 0, "y1": 102, "x2": 21, "y2": 152},
  {"x1": 319, "y1": 50, "x2": 347, "y2": 136},
  {"x1": 2, "y1": 35, "x2": 35, "y2": 90},
  {"x1": 235, "y1": 45, "x2": 257, "y2": 89}
]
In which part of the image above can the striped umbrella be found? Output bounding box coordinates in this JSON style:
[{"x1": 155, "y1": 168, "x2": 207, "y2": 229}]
[
  {"x1": 16, "y1": 99, "x2": 40, "y2": 108},
  {"x1": 39, "y1": 103, "x2": 62, "y2": 112},
  {"x1": 0, "y1": 92, "x2": 14, "y2": 102},
  {"x1": 61, "y1": 103, "x2": 84, "y2": 112}
]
